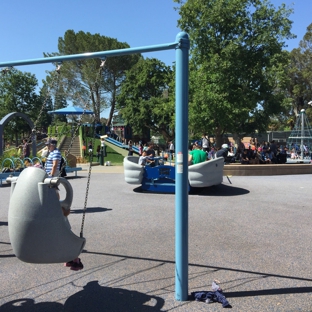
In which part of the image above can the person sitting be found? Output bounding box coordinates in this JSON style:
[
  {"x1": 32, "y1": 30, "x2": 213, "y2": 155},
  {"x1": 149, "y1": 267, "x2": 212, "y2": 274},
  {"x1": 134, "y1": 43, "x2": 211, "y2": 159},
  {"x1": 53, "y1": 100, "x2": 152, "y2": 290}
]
[
  {"x1": 138, "y1": 150, "x2": 155, "y2": 166},
  {"x1": 207, "y1": 147, "x2": 216, "y2": 160},
  {"x1": 216, "y1": 144, "x2": 229, "y2": 161},
  {"x1": 264, "y1": 152, "x2": 272, "y2": 163},
  {"x1": 290, "y1": 148, "x2": 297, "y2": 159},
  {"x1": 45, "y1": 139, "x2": 83, "y2": 271},
  {"x1": 240, "y1": 149, "x2": 250, "y2": 164},
  {"x1": 188, "y1": 144, "x2": 207, "y2": 165}
]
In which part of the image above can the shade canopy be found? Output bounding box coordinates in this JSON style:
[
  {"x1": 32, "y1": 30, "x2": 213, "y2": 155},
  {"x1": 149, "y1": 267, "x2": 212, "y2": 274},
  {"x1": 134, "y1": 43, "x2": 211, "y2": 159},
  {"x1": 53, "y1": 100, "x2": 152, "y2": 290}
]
[{"x1": 48, "y1": 106, "x2": 94, "y2": 115}]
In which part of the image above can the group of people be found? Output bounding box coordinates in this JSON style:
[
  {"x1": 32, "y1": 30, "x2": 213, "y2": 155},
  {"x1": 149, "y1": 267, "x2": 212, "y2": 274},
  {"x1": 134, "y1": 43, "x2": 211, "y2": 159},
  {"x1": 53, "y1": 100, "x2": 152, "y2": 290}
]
[
  {"x1": 133, "y1": 135, "x2": 231, "y2": 167},
  {"x1": 190, "y1": 136, "x2": 304, "y2": 165},
  {"x1": 289, "y1": 143, "x2": 310, "y2": 159},
  {"x1": 130, "y1": 135, "x2": 304, "y2": 167},
  {"x1": 237, "y1": 139, "x2": 289, "y2": 164}
]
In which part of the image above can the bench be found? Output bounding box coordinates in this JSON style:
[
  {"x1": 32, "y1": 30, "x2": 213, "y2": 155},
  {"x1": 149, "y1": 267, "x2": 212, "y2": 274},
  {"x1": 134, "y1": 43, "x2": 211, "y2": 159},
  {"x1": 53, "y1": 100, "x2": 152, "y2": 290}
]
[
  {"x1": 65, "y1": 166, "x2": 85, "y2": 177},
  {"x1": 0, "y1": 172, "x2": 21, "y2": 186}
]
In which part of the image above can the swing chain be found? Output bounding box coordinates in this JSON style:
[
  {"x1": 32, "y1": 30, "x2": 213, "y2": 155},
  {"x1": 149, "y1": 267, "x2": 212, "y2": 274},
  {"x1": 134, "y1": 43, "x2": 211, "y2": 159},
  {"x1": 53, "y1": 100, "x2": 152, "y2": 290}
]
[
  {"x1": 79, "y1": 58, "x2": 107, "y2": 237},
  {"x1": 56, "y1": 58, "x2": 106, "y2": 237},
  {"x1": 80, "y1": 139, "x2": 93, "y2": 237}
]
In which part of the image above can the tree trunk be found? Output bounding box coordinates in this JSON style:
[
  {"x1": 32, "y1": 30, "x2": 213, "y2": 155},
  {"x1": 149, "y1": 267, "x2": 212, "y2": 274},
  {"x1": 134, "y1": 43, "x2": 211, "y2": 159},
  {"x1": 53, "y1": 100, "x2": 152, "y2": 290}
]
[
  {"x1": 214, "y1": 127, "x2": 224, "y2": 148},
  {"x1": 232, "y1": 132, "x2": 241, "y2": 149},
  {"x1": 106, "y1": 82, "x2": 117, "y2": 127}
]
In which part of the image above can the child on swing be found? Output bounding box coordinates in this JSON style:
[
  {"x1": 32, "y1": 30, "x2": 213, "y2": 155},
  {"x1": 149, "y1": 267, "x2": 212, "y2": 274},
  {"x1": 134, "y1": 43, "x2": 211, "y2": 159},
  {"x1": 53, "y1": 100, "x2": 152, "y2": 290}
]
[{"x1": 45, "y1": 139, "x2": 84, "y2": 271}]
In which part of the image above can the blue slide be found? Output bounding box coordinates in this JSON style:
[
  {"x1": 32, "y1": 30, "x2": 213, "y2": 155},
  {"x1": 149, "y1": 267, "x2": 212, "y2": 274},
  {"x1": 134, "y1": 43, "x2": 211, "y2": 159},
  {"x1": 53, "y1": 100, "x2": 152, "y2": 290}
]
[{"x1": 105, "y1": 137, "x2": 139, "y2": 154}]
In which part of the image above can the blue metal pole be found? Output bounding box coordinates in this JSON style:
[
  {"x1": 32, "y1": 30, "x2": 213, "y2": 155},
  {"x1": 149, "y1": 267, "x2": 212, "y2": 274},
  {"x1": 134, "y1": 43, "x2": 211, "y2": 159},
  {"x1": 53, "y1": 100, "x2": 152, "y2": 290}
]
[
  {"x1": 175, "y1": 32, "x2": 189, "y2": 301},
  {"x1": 0, "y1": 42, "x2": 177, "y2": 68}
]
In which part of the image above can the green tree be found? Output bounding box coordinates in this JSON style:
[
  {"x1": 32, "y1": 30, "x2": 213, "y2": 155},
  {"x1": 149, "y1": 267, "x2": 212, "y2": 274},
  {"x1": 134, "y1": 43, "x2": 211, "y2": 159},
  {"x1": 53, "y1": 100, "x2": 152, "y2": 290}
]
[
  {"x1": 0, "y1": 68, "x2": 45, "y2": 145},
  {"x1": 174, "y1": 0, "x2": 295, "y2": 145},
  {"x1": 117, "y1": 58, "x2": 175, "y2": 142},
  {"x1": 287, "y1": 23, "x2": 312, "y2": 123},
  {"x1": 44, "y1": 30, "x2": 141, "y2": 125}
]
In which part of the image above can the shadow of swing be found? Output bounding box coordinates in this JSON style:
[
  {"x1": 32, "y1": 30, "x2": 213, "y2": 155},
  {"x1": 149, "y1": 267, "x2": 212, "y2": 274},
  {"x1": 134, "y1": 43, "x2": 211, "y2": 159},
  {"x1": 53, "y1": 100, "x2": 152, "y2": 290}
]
[
  {"x1": 0, "y1": 281, "x2": 165, "y2": 312},
  {"x1": 70, "y1": 207, "x2": 112, "y2": 214},
  {"x1": 64, "y1": 281, "x2": 165, "y2": 311}
]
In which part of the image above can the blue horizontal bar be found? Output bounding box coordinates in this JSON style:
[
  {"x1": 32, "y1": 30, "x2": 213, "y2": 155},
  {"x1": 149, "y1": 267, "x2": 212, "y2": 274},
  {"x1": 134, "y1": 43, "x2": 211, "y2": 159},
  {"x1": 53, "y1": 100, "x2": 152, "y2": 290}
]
[{"x1": 0, "y1": 41, "x2": 178, "y2": 68}]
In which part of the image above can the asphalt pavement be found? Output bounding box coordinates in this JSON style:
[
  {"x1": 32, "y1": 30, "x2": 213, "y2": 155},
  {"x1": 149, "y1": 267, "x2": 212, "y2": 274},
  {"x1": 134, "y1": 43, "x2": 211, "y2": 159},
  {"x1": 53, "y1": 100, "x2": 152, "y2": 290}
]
[{"x1": 0, "y1": 168, "x2": 312, "y2": 311}]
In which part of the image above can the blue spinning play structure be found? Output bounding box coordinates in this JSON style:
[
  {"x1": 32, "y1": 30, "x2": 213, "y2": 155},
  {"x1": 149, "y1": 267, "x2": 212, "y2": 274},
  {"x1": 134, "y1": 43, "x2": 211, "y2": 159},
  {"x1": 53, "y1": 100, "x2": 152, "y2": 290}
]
[
  {"x1": 0, "y1": 32, "x2": 190, "y2": 301},
  {"x1": 124, "y1": 156, "x2": 224, "y2": 193}
]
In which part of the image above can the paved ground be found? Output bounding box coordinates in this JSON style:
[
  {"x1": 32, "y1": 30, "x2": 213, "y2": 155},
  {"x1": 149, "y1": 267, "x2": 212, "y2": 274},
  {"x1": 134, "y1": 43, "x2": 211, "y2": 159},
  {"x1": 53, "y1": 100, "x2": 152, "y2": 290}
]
[{"x1": 1, "y1": 167, "x2": 312, "y2": 311}]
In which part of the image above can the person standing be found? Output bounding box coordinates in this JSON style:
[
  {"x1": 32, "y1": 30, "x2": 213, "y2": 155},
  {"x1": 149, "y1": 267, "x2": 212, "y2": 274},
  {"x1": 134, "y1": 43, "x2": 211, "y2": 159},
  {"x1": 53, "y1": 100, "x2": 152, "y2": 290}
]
[
  {"x1": 128, "y1": 140, "x2": 133, "y2": 156},
  {"x1": 22, "y1": 139, "x2": 30, "y2": 159},
  {"x1": 88, "y1": 141, "x2": 93, "y2": 158},
  {"x1": 82, "y1": 141, "x2": 86, "y2": 157},
  {"x1": 202, "y1": 134, "x2": 209, "y2": 153},
  {"x1": 100, "y1": 138, "x2": 105, "y2": 149},
  {"x1": 100, "y1": 138, "x2": 105, "y2": 156},
  {"x1": 146, "y1": 143, "x2": 156, "y2": 158},
  {"x1": 45, "y1": 139, "x2": 62, "y2": 178},
  {"x1": 138, "y1": 141, "x2": 143, "y2": 156},
  {"x1": 169, "y1": 141, "x2": 175, "y2": 159},
  {"x1": 96, "y1": 145, "x2": 101, "y2": 162}
]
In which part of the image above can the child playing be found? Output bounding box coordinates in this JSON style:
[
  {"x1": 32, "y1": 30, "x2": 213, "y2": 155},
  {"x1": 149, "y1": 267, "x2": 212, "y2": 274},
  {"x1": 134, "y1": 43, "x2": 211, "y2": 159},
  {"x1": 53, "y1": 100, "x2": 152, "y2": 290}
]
[{"x1": 139, "y1": 150, "x2": 154, "y2": 166}]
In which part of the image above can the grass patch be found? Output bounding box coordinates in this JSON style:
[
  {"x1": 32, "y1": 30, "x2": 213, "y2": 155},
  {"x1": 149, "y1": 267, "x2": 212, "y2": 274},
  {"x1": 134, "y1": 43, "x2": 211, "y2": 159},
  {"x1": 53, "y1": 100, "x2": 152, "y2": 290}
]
[
  {"x1": 103, "y1": 145, "x2": 125, "y2": 165},
  {"x1": 84, "y1": 145, "x2": 124, "y2": 165}
]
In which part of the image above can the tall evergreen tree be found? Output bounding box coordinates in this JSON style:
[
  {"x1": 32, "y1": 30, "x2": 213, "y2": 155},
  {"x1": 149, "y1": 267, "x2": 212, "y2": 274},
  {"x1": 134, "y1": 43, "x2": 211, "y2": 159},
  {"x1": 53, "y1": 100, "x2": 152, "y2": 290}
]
[{"x1": 44, "y1": 30, "x2": 141, "y2": 126}]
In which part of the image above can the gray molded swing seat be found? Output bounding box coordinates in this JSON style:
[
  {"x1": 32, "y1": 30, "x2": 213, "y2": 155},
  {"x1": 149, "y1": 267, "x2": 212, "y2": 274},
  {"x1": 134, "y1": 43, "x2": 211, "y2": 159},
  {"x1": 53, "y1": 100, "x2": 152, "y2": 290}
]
[
  {"x1": 123, "y1": 156, "x2": 144, "y2": 184},
  {"x1": 188, "y1": 157, "x2": 224, "y2": 187},
  {"x1": 8, "y1": 167, "x2": 86, "y2": 263}
]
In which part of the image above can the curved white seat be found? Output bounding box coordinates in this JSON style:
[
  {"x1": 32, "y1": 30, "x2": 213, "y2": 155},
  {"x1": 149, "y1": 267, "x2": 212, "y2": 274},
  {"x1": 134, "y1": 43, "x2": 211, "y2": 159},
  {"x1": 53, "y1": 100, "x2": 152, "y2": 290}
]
[
  {"x1": 123, "y1": 156, "x2": 144, "y2": 184},
  {"x1": 188, "y1": 157, "x2": 224, "y2": 187},
  {"x1": 8, "y1": 167, "x2": 86, "y2": 263}
]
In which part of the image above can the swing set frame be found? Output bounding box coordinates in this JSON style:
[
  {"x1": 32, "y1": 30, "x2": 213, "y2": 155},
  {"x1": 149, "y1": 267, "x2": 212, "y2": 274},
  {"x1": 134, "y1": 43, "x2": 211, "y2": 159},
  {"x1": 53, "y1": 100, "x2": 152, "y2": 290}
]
[{"x1": 0, "y1": 32, "x2": 190, "y2": 302}]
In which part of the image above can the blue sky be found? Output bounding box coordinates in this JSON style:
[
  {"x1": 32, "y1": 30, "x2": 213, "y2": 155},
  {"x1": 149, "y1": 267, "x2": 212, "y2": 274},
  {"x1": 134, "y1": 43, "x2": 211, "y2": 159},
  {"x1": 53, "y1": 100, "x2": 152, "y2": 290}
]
[{"x1": 0, "y1": 0, "x2": 311, "y2": 117}]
